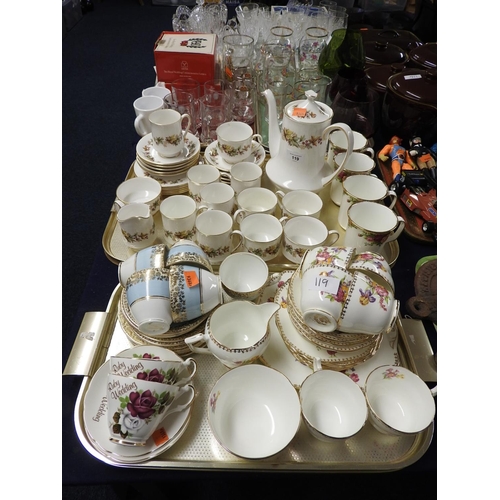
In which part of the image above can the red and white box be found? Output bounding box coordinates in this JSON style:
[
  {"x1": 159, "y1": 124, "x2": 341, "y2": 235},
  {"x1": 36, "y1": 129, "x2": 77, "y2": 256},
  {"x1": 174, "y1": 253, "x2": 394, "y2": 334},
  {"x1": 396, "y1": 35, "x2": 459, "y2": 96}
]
[{"x1": 154, "y1": 31, "x2": 218, "y2": 86}]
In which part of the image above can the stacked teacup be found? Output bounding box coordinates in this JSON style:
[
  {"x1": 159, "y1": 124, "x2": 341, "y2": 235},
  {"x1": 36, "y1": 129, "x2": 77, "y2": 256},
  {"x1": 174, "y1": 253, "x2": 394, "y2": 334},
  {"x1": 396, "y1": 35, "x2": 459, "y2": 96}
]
[
  {"x1": 117, "y1": 241, "x2": 223, "y2": 352},
  {"x1": 106, "y1": 351, "x2": 197, "y2": 446}
]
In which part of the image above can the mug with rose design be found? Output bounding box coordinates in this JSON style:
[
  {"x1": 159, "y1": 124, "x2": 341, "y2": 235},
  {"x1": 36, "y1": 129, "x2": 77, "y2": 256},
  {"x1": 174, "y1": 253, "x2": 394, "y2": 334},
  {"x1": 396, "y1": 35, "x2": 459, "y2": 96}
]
[
  {"x1": 106, "y1": 373, "x2": 195, "y2": 446},
  {"x1": 149, "y1": 108, "x2": 191, "y2": 158},
  {"x1": 109, "y1": 356, "x2": 197, "y2": 386}
]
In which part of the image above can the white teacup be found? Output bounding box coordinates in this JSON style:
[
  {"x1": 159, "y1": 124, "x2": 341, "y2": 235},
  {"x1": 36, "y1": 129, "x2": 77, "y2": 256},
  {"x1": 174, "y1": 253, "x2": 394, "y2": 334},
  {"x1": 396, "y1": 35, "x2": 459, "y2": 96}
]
[
  {"x1": 344, "y1": 201, "x2": 405, "y2": 260},
  {"x1": 218, "y1": 252, "x2": 269, "y2": 301},
  {"x1": 229, "y1": 161, "x2": 263, "y2": 194},
  {"x1": 142, "y1": 83, "x2": 171, "y2": 101},
  {"x1": 184, "y1": 300, "x2": 280, "y2": 368},
  {"x1": 330, "y1": 151, "x2": 376, "y2": 205},
  {"x1": 338, "y1": 174, "x2": 398, "y2": 230},
  {"x1": 232, "y1": 213, "x2": 283, "y2": 261},
  {"x1": 281, "y1": 216, "x2": 339, "y2": 264},
  {"x1": 160, "y1": 195, "x2": 198, "y2": 246},
  {"x1": 233, "y1": 187, "x2": 278, "y2": 224},
  {"x1": 149, "y1": 108, "x2": 191, "y2": 158},
  {"x1": 116, "y1": 203, "x2": 156, "y2": 251},
  {"x1": 113, "y1": 177, "x2": 162, "y2": 215},
  {"x1": 198, "y1": 182, "x2": 235, "y2": 215},
  {"x1": 276, "y1": 189, "x2": 323, "y2": 219},
  {"x1": 168, "y1": 264, "x2": 222, "y2": 323},
  {"x1": 118, "y1": 244, "x2": 168, "y2": 288},
  {"x1": 109, "y1": 356, "x2": 197, "y2": 386},
  {"x1": 187, "y1": 164, "x2": 221, "y2": 205},
  {"x1": 133, "y1": 95, "x2": 164, "y2": 137},
  {"x1": 300, "y1": 359, "x2": 368, "y2": 441},
  {"x1": 364, "y1": 365, "x2": 437, "y2": 436},
  {"x1": 328, "y1": 129, "x2": 374, "y2": 157},
  {"x1": 165, "y1": 239, "x2": 213, "y2": 273},
  {"x1": 216, "y1": 121, "x2": 263, "y2": 164},
  {"x1": 107, "y1": 373, "x2": 195, "y2": 446},
  {"x1": 195, "y1": 210, "x2": 243, "y2": 264},
  {"x1": 300, "y1": 265, "x2": 399, "y2": 335},
  {"x1": 126, "y1": 268, "x2": 172, "y2": 335}
]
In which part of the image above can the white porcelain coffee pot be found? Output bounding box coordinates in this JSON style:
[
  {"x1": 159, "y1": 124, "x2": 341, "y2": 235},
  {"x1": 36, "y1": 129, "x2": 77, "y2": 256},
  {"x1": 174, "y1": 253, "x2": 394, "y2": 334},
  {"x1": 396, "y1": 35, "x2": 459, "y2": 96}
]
[{"x1": 263, "y1": 88, "x2": 354, "y2": 192}]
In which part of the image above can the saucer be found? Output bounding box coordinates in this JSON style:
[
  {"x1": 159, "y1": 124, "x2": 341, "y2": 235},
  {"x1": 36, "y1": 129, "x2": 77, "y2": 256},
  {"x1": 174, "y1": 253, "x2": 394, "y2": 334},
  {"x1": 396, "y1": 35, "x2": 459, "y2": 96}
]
[
  {"x1": 266, "y1": 158, "x2": 336, "y2": 193},
  {"x1": 258, "y1": 272, "x2": 400, "y2": 388},
  {"x1": 137, "y1": 133, "x2": 200, "y2": 167},
  {"x1": 204, "y1": 140, "x2": 266, "y2": 172},
  {"x1": 134, "y1": 161, "x2": 190, "y2": 187},
  {"x1": 83, "y1": 346, "x2": 193, "y2": 463},
  {"x1": 258, "y1": 272, "x2": 313, "y2": 388}
]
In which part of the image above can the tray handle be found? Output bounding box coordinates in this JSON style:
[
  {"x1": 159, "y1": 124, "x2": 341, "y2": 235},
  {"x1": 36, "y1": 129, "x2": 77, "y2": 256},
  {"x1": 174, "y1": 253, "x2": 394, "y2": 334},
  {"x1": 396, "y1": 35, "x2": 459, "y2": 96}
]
[{"x1": 63, "y1": 311, "x2": 112, "y2": 377}]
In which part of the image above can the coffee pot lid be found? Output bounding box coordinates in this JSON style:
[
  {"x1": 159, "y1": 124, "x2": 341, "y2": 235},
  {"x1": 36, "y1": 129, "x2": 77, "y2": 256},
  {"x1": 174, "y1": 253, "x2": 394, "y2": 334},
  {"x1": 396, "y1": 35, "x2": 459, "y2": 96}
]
[{"x1": 286, "y1": 90, "x2": 332, "y2": 123}]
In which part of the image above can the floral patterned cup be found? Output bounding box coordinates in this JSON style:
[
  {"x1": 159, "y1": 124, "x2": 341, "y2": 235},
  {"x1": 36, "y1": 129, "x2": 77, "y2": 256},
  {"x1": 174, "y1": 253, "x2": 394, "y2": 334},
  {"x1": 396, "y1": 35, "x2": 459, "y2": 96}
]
[
  {"x1": 195, "y1": 209, "x2": 243, "y2": 264},
  {"x1": 109, "y1": 356, "x2": 197, "y2": 386},
  {"x1": 364, "y1": 365, "x2": 437, "y2": 436},
  {"x1": 160, "y1": 195, "x2": 198, "y2": 247},
  {"x1": 149, "y1": 108, "x2": 191, "y2": 158},
  {"x1": 300, "y1": 265, "x2": 399, "y2": 335},
  {"x1": 216, "y1": 121, "x2": 263, "y2": 165},
  {"x1": 344, "y1": 201, "x2": 405, "y2": 262},
  {"x1": 232, "y1": 213, "x2": 283, "y2": 262},
  {"x1": 106, "y1": 373, "x2": 195, "y2": 446}
]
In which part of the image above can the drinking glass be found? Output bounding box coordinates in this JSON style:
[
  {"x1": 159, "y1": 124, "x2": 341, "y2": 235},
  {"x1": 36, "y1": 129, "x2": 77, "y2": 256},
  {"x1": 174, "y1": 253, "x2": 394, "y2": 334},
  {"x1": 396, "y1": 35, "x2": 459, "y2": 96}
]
[
  {"x1": 298, "y1": 26, "x2": 329, "y2": 78},
  {"x1": 171, "y1": 77, "x2": 201, "y2": 134},
  {"x1": 222, "y1": 34, "x2": 255, "y2": 82}
]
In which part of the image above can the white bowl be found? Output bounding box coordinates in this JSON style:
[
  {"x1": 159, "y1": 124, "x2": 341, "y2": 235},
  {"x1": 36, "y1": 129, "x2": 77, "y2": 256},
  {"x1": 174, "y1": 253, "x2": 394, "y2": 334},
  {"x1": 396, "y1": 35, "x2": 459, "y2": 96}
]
[
  {"x1": 365, "y1": 365, "x2": 436, "y2": 436},
  {"x1": 218, "y1": 252, "x2": 269, "y2": 301},
  {"x1": 207, "y1": 365, "x2": 301, "y2": 459},
  {"x1": 300, "y1": 368, "x2": 367, "y2": 441}
]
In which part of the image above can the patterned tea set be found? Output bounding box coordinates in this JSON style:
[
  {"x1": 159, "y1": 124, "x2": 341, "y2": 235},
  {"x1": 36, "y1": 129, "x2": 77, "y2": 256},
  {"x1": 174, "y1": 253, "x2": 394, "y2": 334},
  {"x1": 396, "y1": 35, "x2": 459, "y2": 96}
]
[{"x1": 85, "y1": 66, "x2": 436, "y2": 462}]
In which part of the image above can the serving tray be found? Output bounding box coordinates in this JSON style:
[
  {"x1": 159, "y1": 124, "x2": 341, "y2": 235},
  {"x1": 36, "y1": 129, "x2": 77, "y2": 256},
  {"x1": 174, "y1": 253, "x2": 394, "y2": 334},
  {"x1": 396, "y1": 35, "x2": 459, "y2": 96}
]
[
  {"x1": 64, "y1": 283, "x2": 434, "y2": 471},
  {"x1": 102, "y1": 161, "x2": 400, "y2": 270}
]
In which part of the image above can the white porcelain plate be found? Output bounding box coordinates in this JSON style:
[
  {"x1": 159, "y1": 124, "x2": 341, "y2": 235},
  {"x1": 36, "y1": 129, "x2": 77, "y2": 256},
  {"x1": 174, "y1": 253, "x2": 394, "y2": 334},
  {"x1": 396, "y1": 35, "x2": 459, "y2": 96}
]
[
  {"x1": 137, "y1": 133, "x2": 200, "y2": 167},
  {"x1": 204, "y1": 140, "x2": 266, "y2": 172},
  {"x1": 83, "y1": 346, "x2": 193, "y2": 463},
  {"x1": 258, "y1": 272, "x2": 313, "y2": 388}
]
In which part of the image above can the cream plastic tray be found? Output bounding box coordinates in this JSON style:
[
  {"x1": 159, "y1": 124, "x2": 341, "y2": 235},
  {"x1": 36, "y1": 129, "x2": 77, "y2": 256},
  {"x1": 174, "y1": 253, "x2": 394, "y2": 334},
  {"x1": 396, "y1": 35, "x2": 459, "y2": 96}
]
[
  {"x1": 102, "y1": 161, "x2": 399, "y2": 270},
  {"x1": 64, "y1": 284, "x2": 434, "y2": 471}
]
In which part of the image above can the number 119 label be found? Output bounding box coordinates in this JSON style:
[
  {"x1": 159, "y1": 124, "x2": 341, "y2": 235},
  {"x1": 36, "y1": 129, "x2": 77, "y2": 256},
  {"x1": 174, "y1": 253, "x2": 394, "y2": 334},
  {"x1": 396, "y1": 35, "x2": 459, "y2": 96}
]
[{"x1": 306, "y1": 274, "x2": 340, "y2": 294}]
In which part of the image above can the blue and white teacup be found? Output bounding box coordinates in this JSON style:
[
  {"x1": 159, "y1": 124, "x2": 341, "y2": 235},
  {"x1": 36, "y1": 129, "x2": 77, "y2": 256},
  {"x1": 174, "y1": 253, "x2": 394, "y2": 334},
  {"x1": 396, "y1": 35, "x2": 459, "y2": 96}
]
[{"x1": 126, "y1": 268, "x2": 172, "y2": 336}]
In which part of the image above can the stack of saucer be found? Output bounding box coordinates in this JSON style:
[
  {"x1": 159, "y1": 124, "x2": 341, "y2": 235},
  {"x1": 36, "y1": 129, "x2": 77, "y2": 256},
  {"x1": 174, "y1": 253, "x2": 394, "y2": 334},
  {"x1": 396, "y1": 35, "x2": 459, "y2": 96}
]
[
  {"x1": 135, "y1": 132, "x2": 201, "y2": 196},
  {"x1": 274, "y1": 271, "x2": 383, "y2": 372},
  {"x1": 118, "y1": 288, "x2": 211, "y2": 358}
]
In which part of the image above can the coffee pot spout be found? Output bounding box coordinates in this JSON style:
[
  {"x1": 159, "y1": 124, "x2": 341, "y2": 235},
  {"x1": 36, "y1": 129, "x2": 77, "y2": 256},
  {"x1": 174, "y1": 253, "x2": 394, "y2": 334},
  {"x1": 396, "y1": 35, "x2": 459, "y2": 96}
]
[{"x1": 262, "y1": 89, "x2": 281, "y2": 159}]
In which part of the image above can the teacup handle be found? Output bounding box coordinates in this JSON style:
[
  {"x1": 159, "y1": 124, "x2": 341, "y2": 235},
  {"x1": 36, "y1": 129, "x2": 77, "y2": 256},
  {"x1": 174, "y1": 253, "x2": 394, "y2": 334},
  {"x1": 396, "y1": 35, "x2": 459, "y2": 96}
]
[
  {"x1": 362, "y1": 147, "x2": 375, "y2": 158},
  {"x1": 233, "y1": 208, "x2": 247, "y2": 224},
  {"x1": 176, "y1": 357, "x2": 197, "y2": 385},
  {"x1": 275, "y1": 190, "x2": 285, "y2": 209},
  {"x1": 251, "y1": 134, "x2": 263, "y2": 151},
  {"x1": 312, "y1": 358, "x2": 322, "y2": 372},
  {"x1": 230, "y1": 230, "x2": 243, "y2": 252},
  {"x1": 385, "y1": 190, "x2": 398, "y2": 210},
  {"x1": 134, "y1": 114, "x2": 148, "y2": 137},
  {"x1": 184, "y1": 332, "x2": 210, "y2": 354},
  {"x1": 180, "y1": 113, "x2": 191, "y2": 142},
  {"x1": 324, "y1": 122, "x2": 354, "y2": 185},
  {"x1": 326, "y1": 230, "x2": 340, "y2": 246},
  {"x1": 384, "y1": 215, "x2": 405, "y2": 244},
  {"x1": 160, "y1": 384, "x2": 196, "y2": 420}
]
